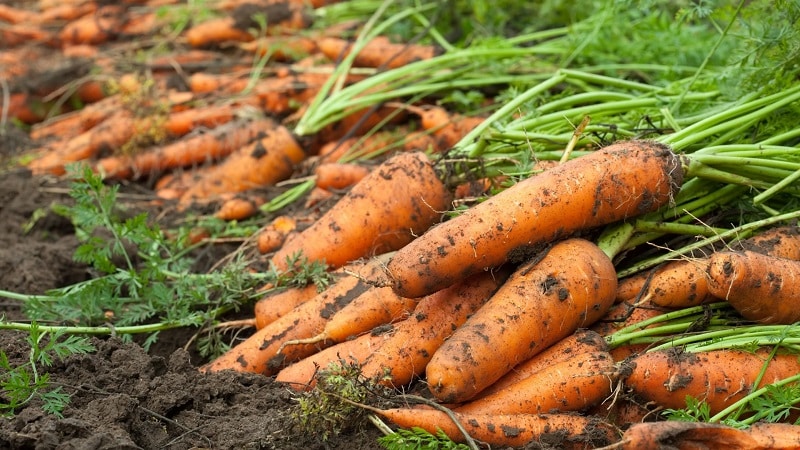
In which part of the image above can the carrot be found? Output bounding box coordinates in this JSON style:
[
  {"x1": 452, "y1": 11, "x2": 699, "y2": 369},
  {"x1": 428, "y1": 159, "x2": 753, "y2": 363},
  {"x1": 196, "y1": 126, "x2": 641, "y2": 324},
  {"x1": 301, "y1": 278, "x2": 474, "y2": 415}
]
[
  {"x1": 35, "y1": 2, "x2": 97, "y2": 24},
  {"x1": 270, "y1": 151, "x2": 452, "y2": 271},
  {"x1": 202, "y1": 254, "x2": 389, "y2": 375},
  {"x1": 96, "y1": 116, "x2": 273, "y2": 180},
  {"x1": 1, "y1": 23, "x2": 55, "y2": 47},
  {"x1": 415, "y1": 104, "x2": 486, "y2": 151},
  {"x1": 317, "y1": 36, "x2": 441, "y2": 69},
  {"x1": 589, "y1": 396, "x2": 653, "y2": 429},
  {"x1": 256, "y1": 215, "x2": 298, "y2": 254},
  {"x1": 274, "y1": 327, "x2": 393, "y2": 390},
  {"x1": 59, "y1": 6, "x2": 124, "y2": 45},
  {"x1": 376, "y1": 408, "x2": 617, "y2": 449},
  {"x1": 425, "y1": 238, "x2": 617, "y2": 404},
  {"x1": 590, "y1": 299, "x2": 667, "y2": 361},
  {"x1": 618, "y1": 421, "x2": 800, "y2": 450},
  {"x1": 163, "y1": 103, "x2": 238, "y2": 137},
  {"x1": 312, "y1": 104, "x2": 408, "y2": 147},
  {"x1": 355, "y1": 270, "x2": 505, "y2": 388},
  {"x1": 707, "y1": 250, "x2": 800, "y2": 324},
  {"x1": 615, "y1": 272, "x2": 649, "y2": 303},
  {"x1": 386, "y1": 140, "x2": 685, "y2": 299},
  {"x1": 316, "y1": 127, "x2": 435, "y2": 163},
  {"x1": 473, "y1": 328, "x2": 610, "y2": 400},
  {"x1": 178, "y1": 122, "x2": 305, "y2": 206},
  {"x1": 239, "y1": 35, "x2": 319, "y2": 61},
  {"x1": 184, "y1": 17, "x2": 255, "y2": 48},
  {"x1": 455, "y1": 350, "x2": 617, "y2": 416},
  {"x1": 252, "y1": 284, "x2": 319, "y2": 330},
  {"x1": 0, "y1": 4, "x2": 35, "y2": 24},
  {"x1": 214, "y1": 196, "x2": 264, "y2": 221},
  {"x1": 624, "y1": 348, "x2": 800, "y2": 414},
  {"x1": 304, "y1": 186, "x2": 334, "y2": 208},
  {"x1": 737, "y1": 225, "x2": 800, "y2": 260},
  {"x1": 314, "y1": 162, "x2": 371, "y2": 191}
]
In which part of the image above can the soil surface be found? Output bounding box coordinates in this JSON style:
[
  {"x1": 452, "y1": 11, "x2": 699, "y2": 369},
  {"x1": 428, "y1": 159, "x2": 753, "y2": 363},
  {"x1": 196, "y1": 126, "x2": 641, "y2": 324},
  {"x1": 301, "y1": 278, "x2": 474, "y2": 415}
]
[{"x1": 0, "y1": 157, "x2": 385, "y2": 449}]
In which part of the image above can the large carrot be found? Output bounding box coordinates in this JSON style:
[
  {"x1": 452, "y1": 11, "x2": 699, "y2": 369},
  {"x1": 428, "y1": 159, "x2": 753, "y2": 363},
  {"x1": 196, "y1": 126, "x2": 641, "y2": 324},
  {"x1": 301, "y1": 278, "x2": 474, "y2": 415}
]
[
  {"x1": 618, "y1": 420, "x2": 800, "y2": 450},
  {"x1": 426, "y1": 238, "x2": 618, "y2": 403},
  {"x1": 253, "y1": 284, "x2": 319, "y2": 330},
  {"x1": 624, "y1": 348, "x2": 800, "y2": 414},
  {"x1": 358, "y1": 270, "x2": 505, "y2": 388},
  {"x1": 454, "y1": 351, "x2": 617, "y2": 415},
  {"x1": 202, "y1": 254, "x2": 389, "y2": 375},
  {"x1": 178, "y1": 121, "x2": 306, "y2": 206},
  {"x1": 386, "y1": 140, "x2": 685, "y2": 298},
  {"x1": 270, "y1": 151, "x2": 452, "y2": 271},
  {"x1": 375, "y1": 408, "x2": 617, "y2": 449},
  {"x1": 707, "y1": 250, "x2": 800, "y2": 324}
]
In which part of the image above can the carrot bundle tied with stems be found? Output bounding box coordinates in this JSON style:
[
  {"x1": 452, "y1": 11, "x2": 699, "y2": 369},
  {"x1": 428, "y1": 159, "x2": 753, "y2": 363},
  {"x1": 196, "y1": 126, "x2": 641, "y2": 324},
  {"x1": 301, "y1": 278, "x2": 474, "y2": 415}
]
[
  {"x1": 425, "y1": 237, "x2": 618, "y2": 403},
  {"x1": 270, "y1": 151, "x2": 452, "y2": 271},
  {"x1": 386, "y1": 140, "x2": 685, "y2": 299}
]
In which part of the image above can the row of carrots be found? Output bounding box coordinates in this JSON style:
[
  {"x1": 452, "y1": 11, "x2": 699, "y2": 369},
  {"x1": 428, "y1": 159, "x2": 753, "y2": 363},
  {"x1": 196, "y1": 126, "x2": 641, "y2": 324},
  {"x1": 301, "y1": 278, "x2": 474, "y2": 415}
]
[{"x1": 6, "y1": 0, "x2": 800, "y2": 449}]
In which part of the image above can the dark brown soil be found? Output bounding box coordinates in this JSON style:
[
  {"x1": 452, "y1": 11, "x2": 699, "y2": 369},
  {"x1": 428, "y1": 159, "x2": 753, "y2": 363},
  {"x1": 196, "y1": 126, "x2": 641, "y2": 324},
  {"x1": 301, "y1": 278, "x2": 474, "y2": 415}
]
[{"x1": 0, "y1": 161, "x2": 384, "y2": 449}]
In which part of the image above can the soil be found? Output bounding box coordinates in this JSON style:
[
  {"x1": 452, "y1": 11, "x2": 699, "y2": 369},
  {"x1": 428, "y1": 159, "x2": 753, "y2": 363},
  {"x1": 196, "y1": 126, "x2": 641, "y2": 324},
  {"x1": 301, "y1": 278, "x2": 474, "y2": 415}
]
[{"x1": 0, "y1": 141, "x2": 385, "y2": 449}]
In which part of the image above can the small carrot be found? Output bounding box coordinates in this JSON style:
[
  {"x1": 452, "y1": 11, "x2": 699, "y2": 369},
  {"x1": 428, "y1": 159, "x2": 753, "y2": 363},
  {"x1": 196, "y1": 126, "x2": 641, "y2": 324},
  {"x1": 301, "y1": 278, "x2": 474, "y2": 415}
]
[
  {"x1": 253, "y1": 284, "x2": 319, "y2": 330},
  {"x1": 618, "y1": 420, "x2": 800, "y2": 450},
  {"x1": 317, "y1": 36, "x2": 441, "y2": 69},
  {"x1": 303, "y1": 186, "x2": 334, "y2": 208},
  {"x1": 414, "y1": 104, "x2": 486, "y2": 151},
  {"x1": 184, "y1": 17, "x2": 255, "y2": 48},
  {"x1": 163, "y1": 103, "x2": 239, "y2": 137},
  {"x1": 202, "y1": 254, "x2": 390, "y2": 375},
  {"x1": 707, "y1": 250, "x2": 800, "y2": 324},
  {"x1": 314, "y1": 162, "x2": 371, "y2": 191},
  {"x1": 239, "y1": 35, "x2": 319, "y2": 61},
  {"x1": 316, "y1": 127, "x2": 435, "y2": 163},
  {"x1": 256, "y1": 215, "x2": 298, "y2": 254},
  {"x1": 375, "y1": 407, "x2": 617, "y2": 449},
  {"x1": 59, "y1": 6, "x2": 124, "y2": 45},
  {"x1": 270, "y1": 151, "x2": 452, "y2": 271},
  {"x1": 426, "y1": 238, "x2": 618, "y2": 404},
  {"x1": 454, "y1": 351, "x2": 617, "y2": 416},
  {"x1": 386, "y1": 140, "x2": 685, "y2": 298},
  {"x1": 214, "y1": 196, "x2": 264, "y2": 221},
  {"x1": 473, "y1": 328, "x2": 610, "y2": 400},
  {"x1": 178, "y1": 121, "x2": 305, "y2": 206},
  {"x1": 624, "y1": 348, "x2": 800, "y2": 414}
]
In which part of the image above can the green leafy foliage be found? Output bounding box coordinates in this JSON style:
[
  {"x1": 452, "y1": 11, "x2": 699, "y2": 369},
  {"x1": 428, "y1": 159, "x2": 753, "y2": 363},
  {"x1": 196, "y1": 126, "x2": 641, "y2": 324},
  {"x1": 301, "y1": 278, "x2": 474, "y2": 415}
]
[
  {"x1": 378, "y1": 427, "x2": 470, "y2": 450},
  {"x1": 0, "y1": 322, "x2": 95, "y2": 418}
]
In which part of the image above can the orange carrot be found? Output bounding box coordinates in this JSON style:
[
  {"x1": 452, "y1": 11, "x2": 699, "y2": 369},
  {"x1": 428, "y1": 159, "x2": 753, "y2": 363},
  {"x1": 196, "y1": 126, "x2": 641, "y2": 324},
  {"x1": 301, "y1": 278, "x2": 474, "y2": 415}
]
[
  {"x1": 624, "y1": 348, "x2": 800, "y2": 414},
  {"x1": 178, "y1": 121, "x2": 305, "y2": 206},
  {"x1": 270, "y1": 151, "x2": 452, "y2": 271},
  {"x1": 239, "y1": 35, "x2": 319, "y2": 61},
  {"x1": 253, "y1": 284, "x2": 319, "y2": 330},
  {"x1": 257, "y1": 215, "x2": 298, "y2": 254},
  {"x1": 59, "y1": 6, "x2": 124, "y2": 45},
  {"x1": 618, "y1": 420, "x2": 800, "y2": 450},
  {"x1": 425, "y1": 238, "x2": 618, "y2": 403},
  {"x1": 0, "y1": 4, "x2": 35, "y2": 24},
  {"x1": 454, "y1": 351, "x2": 617, "y2": 415},
  {"x1": 358, "y1": 271, "x2": 505, "y2": 388},
  {"x1": 317, "y1": 36, "x2": 440, "y2": 69},
  {"x1": 707, "y1": 250, "x2": 800, "y2": 324},
  {"x1": 738, "y1": 225, "x2": 800, "y2": 260},
  {"x1": 316, "y1": 127, "x2": 436, "y2": 163},
  {"x1": 214, "y1": 196, "x2": 263, "y2": 221},
  {"x1": 1, "y1": 23, "x2": 55, "y2": 47},
  {"x1": 376, "y1": 408, "x2": 617, "y2": 449},
  {"x1": 473, "y1": 328, "x2": 610, "y2": 400},
  {"x1": 386, "y1": 140, "x2": 685, "y2": 299},
  {"x1": 303, "y1": 186, "x2": 334, "y2": 208},
  {"x1": 202, "y1": 254, "x2": 390, "y2": 375},
  {"x1": 314, "y1": 162, "x2": 371, "y2": 191},
  {"x1": 163, "y1": 103, "x2": 238, "y2": 137},
  {"x1": 184, "y1": 17, "x2": 255, "y2": 48},
  {"x1": 591, "y1": 299, "x2": 668, "y2": 361},
  {"x1": 415, "y1": 104, "x2": 486, "y2": 151},
  {"x1": 96, "y1": 116, "x2": 273, "y2": 180}
]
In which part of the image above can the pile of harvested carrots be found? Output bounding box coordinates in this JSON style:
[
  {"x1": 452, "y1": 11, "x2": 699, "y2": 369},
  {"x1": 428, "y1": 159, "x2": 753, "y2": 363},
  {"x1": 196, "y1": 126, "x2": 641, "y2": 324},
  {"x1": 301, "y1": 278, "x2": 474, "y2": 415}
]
[{"x1": 6, "y1": 0, "x2": 800, "y2": 448}]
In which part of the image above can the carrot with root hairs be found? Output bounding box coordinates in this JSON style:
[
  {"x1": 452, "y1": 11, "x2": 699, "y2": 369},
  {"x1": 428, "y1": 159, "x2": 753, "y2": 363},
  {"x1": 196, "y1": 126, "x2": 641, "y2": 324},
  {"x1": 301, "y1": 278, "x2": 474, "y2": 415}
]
[
  {"x1": 374, "y1": 407, "x2": 617, "y2": 449},
  {"x1": 359, "y1": 270, "x2": 506, "y2": 388},
  {"x1": 253, "y1": 284, "x2": 319, "y2": 330},
  {"x1": 454, "y1": 350, "x2": 617, "y2": 415},
  {"x1": 473, "y1": 328, "x2": 609, "y2": 400},
  {"x1": 202, "y1": 254, "x2": 390, "y2": 375},
  {"x1": 426, "y1": 238, "x2": 618, "y2": 403},
  {"x1": 386, "y1": 140, "x2": 685, "y2": 299},
  {"x1": 624, "y1": 348, "x2": 800, "y2": 414},
  {"x1": 618, "y1": 421, "x2": 800, "y2": 450},
  {"x1": 270, "y1": 151, "x2": 452, "y2": 271},
  {"x1": 707, "y1": 250, "x2": 800, "y2": 324}
]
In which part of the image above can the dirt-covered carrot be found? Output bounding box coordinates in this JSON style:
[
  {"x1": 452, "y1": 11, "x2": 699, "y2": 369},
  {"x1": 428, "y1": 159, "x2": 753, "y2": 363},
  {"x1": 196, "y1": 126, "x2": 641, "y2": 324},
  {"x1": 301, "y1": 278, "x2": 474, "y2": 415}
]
[
  {"x1": 178, "y1": 122, "x2": 305, "y2": 206},
  {"x1": 454, "y1": 351, "x2": 617, "y2": 415},
  {"x1": 473, "y1": 328, "x2": 610, "y2": 399},
  {"x1": 387, "y1": 140, "x2": 685, "y2": 298},
  {"x1": 270, "y1": 151, "x2": 452, "y2": 271},
  {"x1": 253, "y1": 284, "x2": 319, "y2": 330},
  {"x1": 214, "y1": 196, "x2": 264, "y2": 221},
  {"x1": 202, "y1": 255, "x2": 389, "y2": 375},
  {"x1": 375, "y1": 408, "x2": 617, "y2": 449},
  {"x1": 317, "y1": 36, "x2": 441, "y2": 69},
  {"x1": 618, "y1": 420, "x2": 800, "y2": 449},
  {"x1": 426, "y1": 238, "x2": 618, "y2": 403},
  {"x1": 707, "y1": 250, "x2": 800, "y2": 324},
  {"x1": 591, "y1": 299, "x2": 667, "y2": 361},
  {"x1": 314, "y1": 162, "x2": 371, "y2": 191},
  {"x1": 359, "y1": 271, "x2": 505, "y2": 388},
  {"x1": 257, "y1": 215, "x2": 298, "y2": 254},
  {"x1": 624, "y1": 348, "x2": 800, "y2": 414}
]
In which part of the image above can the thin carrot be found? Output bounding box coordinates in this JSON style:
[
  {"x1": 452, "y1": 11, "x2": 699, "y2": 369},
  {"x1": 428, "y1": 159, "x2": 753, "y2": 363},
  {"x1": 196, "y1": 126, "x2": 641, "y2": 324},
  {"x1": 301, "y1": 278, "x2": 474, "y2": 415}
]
[
  {"x1": 414, "y1": 104, "x2": 486, "y2": 151},
  {"x1": 214, "y1": 196, "x2": 264, "y2": 221},
  {"x1": 163, "y1": 103, "x2": 239, "y2": 137},
  {"x1": 454, "y1": 351, "x2": 617, "y2": 415},
  {"x1": 0, "y1": 4, "x2": 35, "y2": 24},
  {"x1": 270, "y1": 151, "x2": 452, "y2": 271},
  {"x1": 707, "y1": 250, "x2": 800, "y2": 324},
  {"x1": 239, "y1": 35, "x2": 319, "y2": 61},
  {"x1": 317, "y1": 36, "x2": 441, "y2": 69},
  {"x1": 473, "y1": 328, "x2": 610, "y2": 400},
  {"x1": 253, "y1": 284, "x2": 319, "y2": 329},
  {"x1": 618, "y1": 420, "x2": 800, "y2": 450},
  {"x1": 184, "y1": 17, "x2": 255, "y2": 48},
  {"x1": 624, "y1": 348, "x2": 800, "y2": 414},
  {"x1": 314, "y1": 162, "x2": 371, "y2": 191},
  {"x1": 386, "y1": 140, "x2": 685, "y2": 299},
  {"x1": 358, "y1": 271, "x2": 505, "y2": 388},
  {"x1": 202, "y1": 254, "x2": 389, "y2": 375},
  {"x1": 375, "y1": 408, "x2": 617, "y2": 449},
  {"x1": 178, "y1": 122, "x2": 305, "y2": 206},
  {"x1": 426, "y1": 238, "x2": 617, "y2": 404}
]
